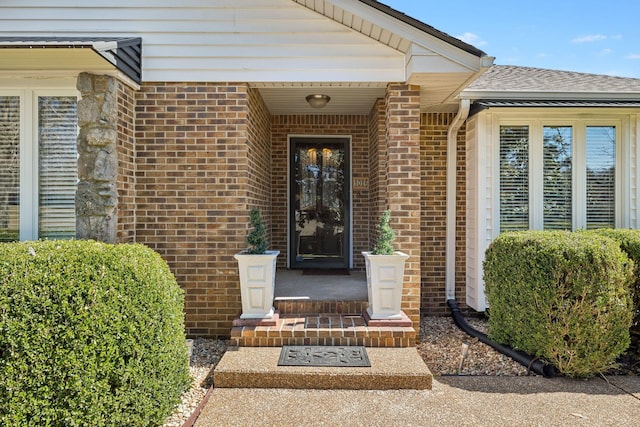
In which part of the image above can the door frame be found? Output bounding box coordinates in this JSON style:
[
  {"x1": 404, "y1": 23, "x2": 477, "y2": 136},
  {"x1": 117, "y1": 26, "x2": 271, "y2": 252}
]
[{"x1": 287, "y1": 134, "x2": 353, "y2": 269}]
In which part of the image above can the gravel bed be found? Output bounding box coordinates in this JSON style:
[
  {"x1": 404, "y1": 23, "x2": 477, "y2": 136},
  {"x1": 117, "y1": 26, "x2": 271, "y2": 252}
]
[
  {"x1": 162, "y1": 339, "x2": 228, "y2": 427},
  {"x1": 417, "y1": 316, "x2": 531, "y2": 376}
]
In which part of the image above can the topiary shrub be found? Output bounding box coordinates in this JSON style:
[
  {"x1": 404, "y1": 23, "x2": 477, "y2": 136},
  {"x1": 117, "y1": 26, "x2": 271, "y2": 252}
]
[
  {"x1": 0, "y1": 240, "x2": 191, "y2": 426},
  {"x1": 246, "y1": 208, "x2": 268, "y2": 255},
  {"x1": 372, "y1": 210, "x2": 395, "y2": 255},
  {"x1": 484, "y1": 231, "x2": 634, "y2": 377}
]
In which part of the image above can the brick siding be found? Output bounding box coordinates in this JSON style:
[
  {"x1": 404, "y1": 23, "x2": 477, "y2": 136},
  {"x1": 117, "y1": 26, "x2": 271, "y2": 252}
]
[
  {"x1": 134, "y1": 82, "x2": 250, "y2": 338},
  {"x1": 114, "y1": 80, "x2": 466, "y2": 338},
  {"x1": 116, "y1": 81, "x2": 137, "y2": 243},
  {"x1": 384, "y1": 84, "x2": 422, "y2": 331},
  {"x1": 420, "y1": 113, "x2": 467, "y2": 315}
]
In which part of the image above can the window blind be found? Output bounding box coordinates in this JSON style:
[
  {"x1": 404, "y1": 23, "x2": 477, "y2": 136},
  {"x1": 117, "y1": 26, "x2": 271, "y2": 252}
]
[
  {"x1": 38, "y1": 96, "x2": 77, "y2": 239},
  {"x1": 543, "y1": 126, "x2": 572, "y2": 230},
  {"x1": 586, "y1": 126, "x2": 615, "y2": 229},
  {"x1": 0, "y1": 96, "x2": 20, "y2": 242},
  {"x1": 499, "y1": 126, "x2": 529, "y2": 232}
]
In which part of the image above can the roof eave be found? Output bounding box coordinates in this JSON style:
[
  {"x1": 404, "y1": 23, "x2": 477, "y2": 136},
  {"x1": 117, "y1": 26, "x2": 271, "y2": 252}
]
[
  {"x1": 460, "y1": 90, "x2": 640, "y2": 101},
  {"x1": 356, "y1": 0, "x2": 487, "y2": 58}
]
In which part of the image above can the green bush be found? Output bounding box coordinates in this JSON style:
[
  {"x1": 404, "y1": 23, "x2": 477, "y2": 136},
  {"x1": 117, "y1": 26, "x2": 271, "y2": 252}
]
[
  {"x1": 484, "y1": 231, "x2": 634, "y2": 377},
  {"x1": 588, "y1": 229, "x2": 640, "y2": 335},
  {"x1": 0, "y1": 240, "x2": 191, "y2": 426}
]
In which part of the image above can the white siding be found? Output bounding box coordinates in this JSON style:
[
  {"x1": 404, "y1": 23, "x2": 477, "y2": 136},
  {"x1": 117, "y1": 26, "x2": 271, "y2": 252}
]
[
  {"x1": 633, "y1": 114, "x2": 640, "y2": 228},
  {"x1": 465, "y1": 112, "x2": 493, "y2": 311},
  {"x1": 0, "y1": 0, "x2": 405, "y2": 82}
]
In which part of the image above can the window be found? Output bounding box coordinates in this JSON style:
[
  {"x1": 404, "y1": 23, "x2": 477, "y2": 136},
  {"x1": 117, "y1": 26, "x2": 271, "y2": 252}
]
[
  {"x1": 586, "y1": 126, "x2": 615, "y2": 229},
  {"x1": 499, "y1": 121, "x2": 617, "y2": 232},
  {"x1": 543, "y1": 126, "x2": 572, "y2": 230},
  {"x1": 0, "y1": 90, "x2": 78, "y2": 241},
  {"x1": 499, "y1": 126, "x2": 529, "y2": 232}
]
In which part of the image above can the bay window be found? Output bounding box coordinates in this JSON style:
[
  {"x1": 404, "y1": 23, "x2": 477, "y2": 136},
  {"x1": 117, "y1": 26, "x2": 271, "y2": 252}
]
[
  {"x1": 499, "y1": 121, "x2": 619, "y2": 232},
  {"x1": 0, "y1": 89, "x2": 78, "y2": 241}
]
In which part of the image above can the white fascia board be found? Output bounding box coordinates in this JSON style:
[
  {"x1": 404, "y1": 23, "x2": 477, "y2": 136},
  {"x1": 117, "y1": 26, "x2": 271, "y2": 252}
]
[
  {"x1": 406, "y1": 43, "x2": 478, "y2": 75},
  {"x1": 325, "y1": 0, "x2": 488, "y2": 73},
  {"x1": 461, "y1": 90, "x2": 640, "y2": 101}
]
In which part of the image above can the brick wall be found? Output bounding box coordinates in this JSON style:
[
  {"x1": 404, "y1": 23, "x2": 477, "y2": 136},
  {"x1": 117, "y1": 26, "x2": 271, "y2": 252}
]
[
  {"x1": 121, "y1": 80, "x2": 467, "y2": 338},
  {"x1": 246, "y1": 87, "x2": 273, "y2": 234},
  {"x1": 420, "y1": 112, "x2": 467, "y2": 315},
  {"x1": 134, "y1": 82, "x2": 250, "y2": 338},
  {"x1": 271, "y1": 115, "x2": 371, "y2": 271},
  {"x1": 116, "y1": 81, "x2": 137, "y2": 243},
  {"x1": 384, "y1": 84, "x2": 422, "y2": 330},
  {"x1": 368, "y1": 98, "x2": 387, "y2": 244}
]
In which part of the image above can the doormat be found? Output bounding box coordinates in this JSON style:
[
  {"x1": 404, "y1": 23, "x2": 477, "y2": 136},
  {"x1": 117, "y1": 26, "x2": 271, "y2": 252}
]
[
  {"x1": 278, "y1": 346, "x2": 371, "y2": 367},
  {"x1": 302, "y1": 269, "x2": 350, "y2": 276}
]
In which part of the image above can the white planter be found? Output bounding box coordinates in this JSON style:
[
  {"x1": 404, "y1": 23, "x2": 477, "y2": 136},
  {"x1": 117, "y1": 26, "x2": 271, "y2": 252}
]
[
  {"x1": 234, "y1": 250, "x2": 279, "y2": 319},
  {"x1": 362, "y1": 251, "x2": 409, "y2": 320}
]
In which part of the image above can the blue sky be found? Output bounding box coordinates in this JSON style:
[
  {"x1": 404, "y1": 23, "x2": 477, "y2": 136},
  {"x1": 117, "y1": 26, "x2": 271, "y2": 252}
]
[{"x1": 383, "y1": 0, "x2": 640, "y2": 78}]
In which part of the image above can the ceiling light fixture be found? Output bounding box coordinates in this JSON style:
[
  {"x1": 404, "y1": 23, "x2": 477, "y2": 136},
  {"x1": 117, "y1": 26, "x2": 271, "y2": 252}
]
[{"x1": 306, "y1": 94, "x2": 331, "y2": 109}]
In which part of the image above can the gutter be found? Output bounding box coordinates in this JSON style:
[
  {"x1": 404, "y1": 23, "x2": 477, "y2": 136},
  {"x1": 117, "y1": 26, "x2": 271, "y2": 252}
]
[
  {"x1": 444, "y1": 100, "x2": 556, "y2": 377},
  {"x1": 445, "y1": 99, "x2": 470, "y2": 300}
]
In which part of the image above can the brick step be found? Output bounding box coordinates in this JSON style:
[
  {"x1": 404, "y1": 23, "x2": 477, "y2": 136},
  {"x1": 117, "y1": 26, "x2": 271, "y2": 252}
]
[
  {"x1": 213, "y1": 347, "x2": 432, "y2": 390},
  {"x1": 273, "y1": 298, "x2": 368, "y2": 315},
  {"x1": 230, "y1": 312, "x2": 415, "y2": 347}
]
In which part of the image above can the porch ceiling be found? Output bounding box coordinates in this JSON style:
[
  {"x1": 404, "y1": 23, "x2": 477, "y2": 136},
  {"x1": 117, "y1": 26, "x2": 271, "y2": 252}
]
[
  {"x1": 255, "y1": 83, "x2": 386, "y2": 115},
  {"x1": 254, "y1": 77, "x2": 468, "y2": 115}
]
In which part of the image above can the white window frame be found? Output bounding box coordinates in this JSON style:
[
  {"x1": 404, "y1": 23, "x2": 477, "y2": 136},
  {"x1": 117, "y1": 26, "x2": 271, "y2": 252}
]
[
  {"x1": 492, "y1": 110, "x2": 629, "y2": 236},
  {"x1": 0, "y1": 81, "x2": 79, "y2": 240}
]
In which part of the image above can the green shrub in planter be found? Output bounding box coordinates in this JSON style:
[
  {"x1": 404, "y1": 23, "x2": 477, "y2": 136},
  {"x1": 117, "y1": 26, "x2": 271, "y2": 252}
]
[
  {"x1": 0, "y1": 240, "x2": 191, "y2": 427},
  {"x1": 484, "y1": 231, "x2": 633, "y2": 377}
]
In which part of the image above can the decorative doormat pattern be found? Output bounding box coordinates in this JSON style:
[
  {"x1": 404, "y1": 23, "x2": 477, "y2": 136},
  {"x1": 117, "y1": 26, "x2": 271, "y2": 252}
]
[
  {"x1": 278, "y1": 346, "x2": 371, "y2": 367},
  {"x1": 302, "y1": 269, "x2": 350, "y2": 276}
]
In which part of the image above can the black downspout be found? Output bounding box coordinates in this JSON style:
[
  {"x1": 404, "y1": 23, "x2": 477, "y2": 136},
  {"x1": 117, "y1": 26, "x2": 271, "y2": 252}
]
[{"x1": 447, "y1": 299, "x2": 556, "y2": 378}]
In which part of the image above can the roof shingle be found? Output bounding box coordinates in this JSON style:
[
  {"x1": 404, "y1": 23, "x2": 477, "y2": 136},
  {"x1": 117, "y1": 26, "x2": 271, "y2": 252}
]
[{"x1": 465, "y1": 65, "x2": 640, "y2": 94}]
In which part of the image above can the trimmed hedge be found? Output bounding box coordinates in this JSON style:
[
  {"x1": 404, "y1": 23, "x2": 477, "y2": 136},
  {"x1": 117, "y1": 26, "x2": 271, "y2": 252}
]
[
  {"x1": 588, "y1": 229, "x2": 640, "y2": 335},
  {"x1": 484, "y1": 231, "x2": 633, "y2": 377},
  {"x1": 0, "y1": 240, "x2": 191, "y2": 426}
]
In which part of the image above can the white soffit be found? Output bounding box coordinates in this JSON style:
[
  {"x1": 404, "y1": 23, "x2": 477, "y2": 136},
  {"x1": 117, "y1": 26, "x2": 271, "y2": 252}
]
[{"x1": 0, "y1": 49, "x2": 114, "y2": 74}]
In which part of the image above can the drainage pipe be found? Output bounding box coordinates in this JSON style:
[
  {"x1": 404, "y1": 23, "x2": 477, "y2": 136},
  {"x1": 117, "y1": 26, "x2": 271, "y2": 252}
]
[
  {"x1": 444, "y1": 100, "x2": 555, "y2": 378},
  {"x1": 447, "y1": 299, "x2": 555, "y2": 377}
]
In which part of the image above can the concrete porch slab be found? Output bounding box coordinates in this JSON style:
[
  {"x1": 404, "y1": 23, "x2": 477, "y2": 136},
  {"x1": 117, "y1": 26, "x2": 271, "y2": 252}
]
[{"x1": 213, "y1": 346, "x2": 432, "y2": 390}]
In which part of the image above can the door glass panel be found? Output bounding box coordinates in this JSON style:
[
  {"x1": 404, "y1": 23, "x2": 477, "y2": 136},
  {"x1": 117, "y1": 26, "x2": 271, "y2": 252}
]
[{"x1": 291, "y1": 139, "x2": 349, "y2": 268}]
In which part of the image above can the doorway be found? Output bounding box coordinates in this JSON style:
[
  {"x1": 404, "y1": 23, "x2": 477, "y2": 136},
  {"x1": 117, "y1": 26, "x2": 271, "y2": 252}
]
[{"x1": 289, "y1": 137, "x2": 350, "y2": 269}]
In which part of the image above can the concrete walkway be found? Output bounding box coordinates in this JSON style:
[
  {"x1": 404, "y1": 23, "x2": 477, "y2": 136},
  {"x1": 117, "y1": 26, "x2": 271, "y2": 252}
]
[{"x1": 194, "y1": 376, "x2": 640, "y2": 426}]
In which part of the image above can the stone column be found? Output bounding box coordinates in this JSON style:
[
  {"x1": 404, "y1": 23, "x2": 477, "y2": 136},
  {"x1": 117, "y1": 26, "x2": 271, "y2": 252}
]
[{"x1": 75, "y1": 73, "x2": 118, "y2": 243}]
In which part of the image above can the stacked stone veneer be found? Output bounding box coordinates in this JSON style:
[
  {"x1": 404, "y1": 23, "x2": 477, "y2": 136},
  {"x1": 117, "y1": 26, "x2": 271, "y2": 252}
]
[
  {"x1": 74, "y1": 75, "x2": 470, "y2": 338},
  {"x1": 76, "y1": 73, "x2": 119, "y2": 243}
]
